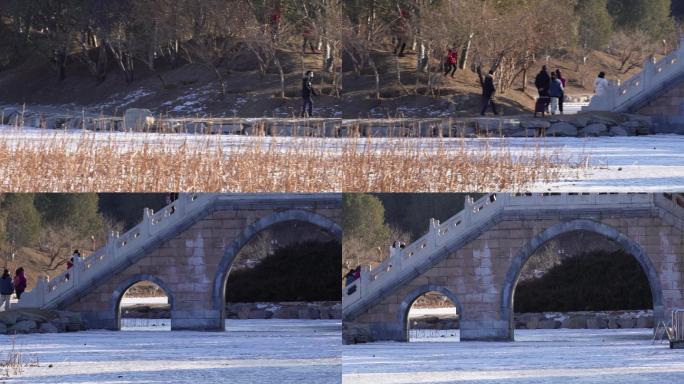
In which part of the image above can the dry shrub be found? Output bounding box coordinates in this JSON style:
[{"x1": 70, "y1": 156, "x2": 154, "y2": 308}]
[{"x1": 0, "y1": 130, "x2": 584, "y2": 192}]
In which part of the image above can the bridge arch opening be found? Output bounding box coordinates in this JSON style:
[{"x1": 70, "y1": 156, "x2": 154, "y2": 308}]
[
  {"x1": 213, "y1": 210, "x2": 342, "y2": 329},
  {"x1": 400, "y1": 285, "x2": 463, "y2": 342},
  {"x1": 111, "y1": 274, "x2": 174, "y2": 331},
  {"x1": 501, "y1": 220, "x2": 664, "y2": 341}
]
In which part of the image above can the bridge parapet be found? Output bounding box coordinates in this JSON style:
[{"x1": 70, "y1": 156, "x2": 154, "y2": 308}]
[
  {"x1": 18, "y1": 193, "x2": 213, "y2": 309},
  {"x1": 343, "y1": 192, "x2": 655, "y2": 316},
  {"x1": 584, "y1": 35, "x2": 684, "y2": 113}
]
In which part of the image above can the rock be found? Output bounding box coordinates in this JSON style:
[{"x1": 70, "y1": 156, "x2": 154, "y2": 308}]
[
  {"x1": 0, "y1": 311, "x2": 21, "y2": 326},
  {"x1": 636, "y1": 125, "x2": 653, "y2": 135},
  {"x1": 608, "y1": 318, "x2": 619, "y2": 329},
  {"x1": 547, "y1": 122, "x2": 578, "y2": 137},
  {"x1": 520, "y1": 120, "x2": 551, "y2": 129},
  {"x1": 0, "y1": 322, "x2": 6, "y2": 334},
  {"x1": 299, "y1": 307, "x2": 320, "y2": 320},
  {"x1": 39, "y1": 322, "x2": 59, "y2": 333},
  {"x1": 526, "y1": 317, "x2": 539, "y2": 329},
  {"x1": 582, "y1": 123, "x2": 608, "y2": 136},
  {"x1": 609, "y1": 126, "x2": 633, "y2": 136},
  {"x1": 537, "y1": 320, "x2": 557, "y2": 329},
  {"x1": 18, "y1": 309, "x2": 55, "y2": 323},
  {"x1": 9, "y1": 320, "x2": 37, "y2": 334},
  {"x1": 343, "y1": 322, "x2": 373, "y2": 344},
  {"x1": 617, "y1": 318, "x2": 635, "y2": 329},
  {"x1": 562, "y1": 317, "x2": 586, "y2": 329},
  {"x1": 510, "y1": 128, "x2": 538, "y2": 137},
  {"x1": 247, "y1": 309, "x2": 269, "y2": 319},
  {"x1": 572, "y1": 111, "x2": 627, "y2": 127},
  {"x1": 124, "y1": 109, "x2": 155, "y2": 131},
  {"x1": 636, "y1": 317, "x2": 654, "y2": 329}
]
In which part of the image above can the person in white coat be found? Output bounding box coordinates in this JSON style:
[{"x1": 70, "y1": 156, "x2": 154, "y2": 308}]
[{"x1": 594, "y1": 72, "x2": 609, "y2": 96}]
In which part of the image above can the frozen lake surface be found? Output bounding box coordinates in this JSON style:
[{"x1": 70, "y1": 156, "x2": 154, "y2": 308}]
[
  {"x1": 1, "y1": 127, "x2": 684, "y2": 191},
  {"x1": 342, "y1": 329, "x2": 684, "y2": 384},
  {"x1": 0, "y1": 319, "x2": 341, "y2": 383}
]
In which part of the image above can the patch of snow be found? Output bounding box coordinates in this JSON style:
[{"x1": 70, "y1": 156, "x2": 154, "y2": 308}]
[
  {"x1": 343, "y1": 329, "x2": 684, "y2": 384},
  {"x1": 1, "y1": 319, "x2": 341, "y2": 384}
]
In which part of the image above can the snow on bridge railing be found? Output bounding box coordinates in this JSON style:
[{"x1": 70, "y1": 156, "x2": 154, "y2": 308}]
[
  {"x1": 343, "y1": 193, "x2": 654, "y2": 309},
  {"x1": 584, "y1": 35, "x2": 684, "y2": 113},
  {"x1": 18, "y1": 193, "x2": 211, "y2": 309}
]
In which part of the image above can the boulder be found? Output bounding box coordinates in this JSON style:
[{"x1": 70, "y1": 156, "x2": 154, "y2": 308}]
[
  {"x1": 526, "y1": 317, "x2": 539, "y2": 329},
  {"x1": 537, "y1": 320, "x2": 558, "y2": 329},
  {"x1": 520, "y1": 120, "x2": 551, "y2": 129},
  {"x1": 0, "y1": 322, "x2": 6, "y2": 334},
  {"x1": 582, "y1": 123, "x2": 608, "y2": 137},
  {"x1": 39, "y1": 322, "x2": 59, "y2": 334},
  {"x1": 124, "y1": 109, "x2": 155, "y2": 131},
  {"x1": 562, "y1": 317, "x2": 586, "y2": 329},
  {"x1": 636, "y1": 125, "x2": 653, "y2": 135},
  {"x1": 547, "y1": 122, "x2": 578, "y2": 137},
  {"x1": 636, "y1": 317, "x2": 654, "y2": 329},
  {"x1": 609, "y1": 126, "x2": 633, "y2": 136},
  {"x1": 510, "y1": 128, "x2": 538, "y2": 137},
  {"x1": 572, "y1": 111, "x2": 627, "y2": 127},
  {"x1": 617, "y1": 318, "x2": 635, "y2": 329},
  {"x1": 247, "y1": 309, "x2": 269, "y2": 319},
  {"x1": 0, "y1": 311, "x2": 21, "y2": 326},
  {"x1": 608, "y1": 318, "x2": 619, "y2": 329},
  {"x1": 9, "y1": 320, "x2": 37, "y2": 334}
]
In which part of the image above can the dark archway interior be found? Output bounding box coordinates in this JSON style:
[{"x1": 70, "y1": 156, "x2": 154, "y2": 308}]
[
  {"x1": 118, "y1": 280, "x2": 171, "y2": 331},
  {"x1": 406, "y1": 291, "x2": 459, "y2": 342},
  {"x1": 223, "y1": 220, "x2": 341, "y2": 317},
  {"x1": 513, "y1": 229, "x2": 654, "y2": 320}
]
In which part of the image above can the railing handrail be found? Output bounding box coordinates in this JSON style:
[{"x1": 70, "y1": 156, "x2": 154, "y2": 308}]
[
  {"x1": 584, "y1": 35, "x2": 684, "y2": 112},
  {"x1": 19, "y1": 193, "x2": 212, "y2": 309}
]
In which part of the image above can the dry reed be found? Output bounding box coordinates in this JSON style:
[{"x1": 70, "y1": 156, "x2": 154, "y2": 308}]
[{"x1": 0, "y1": 130, "x2": 585, "y2": 192}]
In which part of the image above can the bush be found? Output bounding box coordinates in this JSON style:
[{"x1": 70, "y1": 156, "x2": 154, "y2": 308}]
[
  {"x1": 225, "y1": 240, "x2": 341, "y2": 302},
  {"x1": 514, "y1": 250, "x2": 653, "y2": 312}
]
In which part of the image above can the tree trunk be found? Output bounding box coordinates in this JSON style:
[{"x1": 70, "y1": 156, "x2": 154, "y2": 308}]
[
  {"x1": 369, "y1": 58, "x2": 380, "y2": 99},
  {"x1": 459, "y1": 32, "x2": 473, "y2": 70},
  {"x1": 275, "y1": 57, "x2": 285, "y2": 99}
]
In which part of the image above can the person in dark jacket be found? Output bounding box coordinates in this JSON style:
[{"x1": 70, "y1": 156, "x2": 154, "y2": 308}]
[
  {"x1": 301, "y1": 71, "x2": 318, "y2": 118},
  {"x1": 13, "y1": 267, "x2": 26, "y2": 300},
  {"x1": 477, "y1": 67, "x2": 499, "y2": 116},
  {"x1": 535, "y1": 65, "x2": 551, "y2": 97},
  {"x1": 0, "y1": 269, "x2": 14, "y2": 311}
]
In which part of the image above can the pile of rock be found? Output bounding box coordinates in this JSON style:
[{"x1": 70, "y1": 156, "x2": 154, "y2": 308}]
[
  {"x1": 225, "y1": 301, "x2": 341, "y2": 320},
  {"x1": 515, "y1": 310, "x2": 654, "y2": 330},
  {"x1": 0, "y1": 309, "x2": 86, "y2": 334},
  {"x1": 469, "y1": 111, "x2": 654, "y2": 138}
]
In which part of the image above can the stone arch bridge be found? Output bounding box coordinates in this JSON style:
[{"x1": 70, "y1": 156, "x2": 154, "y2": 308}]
[
  {"x1": 18, "y1": 193, "x2": 342, "y2": 330},
  {"x1": 343, "y1": 193, "x2": 684, "y2": 343}
]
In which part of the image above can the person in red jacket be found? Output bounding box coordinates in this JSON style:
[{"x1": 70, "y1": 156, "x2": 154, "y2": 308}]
[
  {"x1": 444, "y1": 48, "x2": 458, "y2": 77},
  {"x1": 13, "y1": 267, "x2": 26, "y2": 300}
]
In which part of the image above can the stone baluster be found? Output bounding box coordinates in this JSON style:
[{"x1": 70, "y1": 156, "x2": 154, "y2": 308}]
[
  {"x1": 429, "y1": 218, "x2": 440, "y2": 247},
  {"x1": 463, "y1": 195, "x2": 474, "y2": 226}
]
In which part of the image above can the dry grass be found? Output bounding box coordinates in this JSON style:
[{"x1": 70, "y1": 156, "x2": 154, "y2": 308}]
[
  {"x1": 0, "y1": 129, "x2": 585, "y2": 192},
  {"x1": 0, "y1": 336, "x2": 39, "y2": 377}
]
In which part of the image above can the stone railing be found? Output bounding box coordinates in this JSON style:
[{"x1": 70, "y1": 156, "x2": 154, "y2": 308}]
[
  {"x1": 343, "y1": 193, "x2": 655, "y2": 311},
  {"x1": 584, "y1": 36, "x2": 684, "y2": 113},
  {"x1": 17, "y1": 193, "x2": 214, "y2": 309}
]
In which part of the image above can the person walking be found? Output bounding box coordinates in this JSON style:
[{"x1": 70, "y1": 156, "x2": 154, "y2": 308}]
[
  {"x1": 555, "y1": 69, "x2": 566, "y2": 114},
  {"x1": 548, "y1": 72, "x2": 564, "y2": 115},
  {"x1": 301, "y1": 71, "x2": 318, "y2": 118},
  {"x1": 477, "y1": 67, "x2": 499, "y2": 116},
  {"x1": 0, "y1": 269, "x2": 14, "y2": 311},
  {"x1": 301, "y1": 18, "x2": 318, "y2": 54},
  {"x1": 13, "y1": 267, "x2": 26, "y2": 300},
  {"x1": 392, "y1": 9, "x2": 410, "y2": 57},
  {"x1": 444, "y1": 48, "x2": 458, "y2": 77},
  {"x1": 535, "y1": 65, "x2": 551, "y2": 98},
  {"x1": 594, "y1": 72, "x2": 609, "y2": 96}
]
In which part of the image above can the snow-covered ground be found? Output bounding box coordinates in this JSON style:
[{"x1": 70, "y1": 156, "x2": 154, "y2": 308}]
[
  {"x1": 2, "y1": 126, "x2": 684, "y2": 190},
  {"x1": 0, "y1": 319, "x2": 341, "y2": 383},
  {"x1": 342, "y1": 329, "x2": 684, "y2": 384}
]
